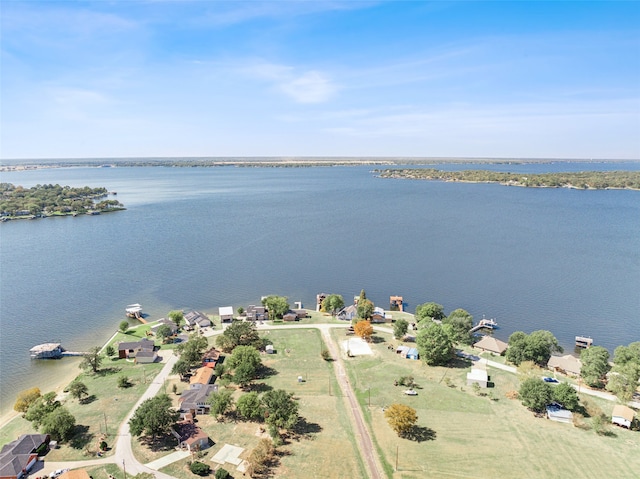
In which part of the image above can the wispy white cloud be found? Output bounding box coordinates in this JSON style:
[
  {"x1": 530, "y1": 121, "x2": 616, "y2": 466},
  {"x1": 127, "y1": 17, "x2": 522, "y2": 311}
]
[{"x1": 240, "y1": 60, "x2": 339, "y2": 103}]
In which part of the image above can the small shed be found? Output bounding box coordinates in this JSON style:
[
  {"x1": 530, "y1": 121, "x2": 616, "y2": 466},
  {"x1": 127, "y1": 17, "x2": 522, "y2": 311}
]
[
  {"x1": 547, "y1": 404, "x2": 573, "y2": 424},
  {"x1": 406, "y1": 348, "x2": 419, "y2": 360},
  {"x1": 396, "y1": 345, "x2": 410, "y2": 357},
  {"x1": 466, "y1": 363, "x2": 488, "y2": 388},
  {"x1": 266, "y1": 345, "x2": 275, "y2": 354},
  {"x1": 611, "y1": 405, "x2": 635, "y2": 429}
]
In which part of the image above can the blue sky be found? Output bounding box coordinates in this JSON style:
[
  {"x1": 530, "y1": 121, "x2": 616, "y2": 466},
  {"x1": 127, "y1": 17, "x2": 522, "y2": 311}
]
[{"x1": 1, "y1": 1, "x2": 639, "y2": 159}]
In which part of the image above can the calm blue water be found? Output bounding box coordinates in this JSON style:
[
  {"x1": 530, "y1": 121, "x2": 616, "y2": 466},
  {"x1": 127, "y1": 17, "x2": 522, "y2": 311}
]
[{"x1": 1, "y1": 162, "x2": 639, "y2": 414}]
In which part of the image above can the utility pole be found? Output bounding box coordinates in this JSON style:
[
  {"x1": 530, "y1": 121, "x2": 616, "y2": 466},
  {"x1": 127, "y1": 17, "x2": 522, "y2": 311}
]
[
  {"x1": 123, "y1": 459, "x2": 126, "y2": 479},
  {"x1": 395, "y1": 445, "x2": 399, "y2": 472},
  {"x1": 104, "y1": 412, "x2": 108, "y2": 435},
  {"x1": 368, "y1": 387, "x2": 371, "y2": 407}
]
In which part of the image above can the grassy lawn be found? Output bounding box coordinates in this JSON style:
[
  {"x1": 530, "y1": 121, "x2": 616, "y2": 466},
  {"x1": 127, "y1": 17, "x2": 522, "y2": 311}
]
[
  {"x1": 156, "y1": 328, "x2": 366, "y2": 479},
  {"x1": 47, "y1": 356, "x2": 164, "y2": 461},
  {"x1": 337, "y1": 329, "x2": 640, "y2": 479}
]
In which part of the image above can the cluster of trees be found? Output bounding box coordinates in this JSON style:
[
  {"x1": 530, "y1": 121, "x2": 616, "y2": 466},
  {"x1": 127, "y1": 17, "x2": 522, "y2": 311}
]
[
  {"x1": 261, "y1": 295, "x2": 290, "y2": 321},
  {"x1": 208, "y1": 388, "x2": 299, "y2": 434},
  {"x1": 14, "y1": 388, "x2": 76, "y2": 441},
  {"x1": 321, "y1": 294, "x2": 345, "y2": 316},
  {"x1": 215, "y1": 320, "x2": 263, "y2": 352},
  {"x1": 0, "y1": 183, "x2": 123, "y2": 216},
  {"x1": 580, "y1": 341, "x2": 640, "y2": 400},
  {"x1": 375, "y1": 169, "x2": 640, "y2": 190},
  {"x1": 506, "y1": 330, "x2": 562, "y2": 367},
  {"x1": 519, "y1": 377, "x2": 579, "y2": 413},
  {"x1": 172, "y1": 334, "x2": 209, "y2": 379},
  {"x1": 129, "y1": 394, "x2": 180, "y2": 438}
]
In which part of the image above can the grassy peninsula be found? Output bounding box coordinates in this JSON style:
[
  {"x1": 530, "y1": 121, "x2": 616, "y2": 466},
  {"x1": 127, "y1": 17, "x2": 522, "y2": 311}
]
[
  {"x1": 375, "y1": 169, "x2": 640, "y2": 190},
  {"x1": 0, "y1": 183, "x2": 124, "y2": 220}
]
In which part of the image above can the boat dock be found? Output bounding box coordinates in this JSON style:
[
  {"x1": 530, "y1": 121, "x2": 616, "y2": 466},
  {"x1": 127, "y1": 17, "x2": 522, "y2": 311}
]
[
  {"x1": 126, "y1": 303, "x2": 143, "y2": 320},
  {"x1": 30, "y1": 343, "x2": 86, "y2": 359},
  {"x1": 575, "y1": 336, "x2": 593, "y2": 348},
  {"x1": 470, "y1": 318, "x2": 498, "y2": 333}
]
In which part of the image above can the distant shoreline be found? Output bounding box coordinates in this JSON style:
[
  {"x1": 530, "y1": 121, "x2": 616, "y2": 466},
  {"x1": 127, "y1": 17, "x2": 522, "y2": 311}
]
[{"x1": 2, "y1": 157, "x2": 639, "y2": 172}]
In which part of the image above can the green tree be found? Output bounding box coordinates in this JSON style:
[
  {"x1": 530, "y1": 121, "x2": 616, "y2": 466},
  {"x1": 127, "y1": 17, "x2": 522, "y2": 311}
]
[
  {"x1": 13, "y1": 387, "x2": 41, "y2": 413},
  {"x1": 262, "y1": 295, "x2": 290, "y2": 320},
  {"x1": 215, "y1": 468, "x2": 231, "y2": 479},
  {"x1": 416, "y1": 322, "x2": 454, "y2": 366},
  {"x1": 606, "y1": 362, "x2": 640, "y2": 402},
  {"x1": 104, "y1": 344, "x2": 116, "y2": 357},
  {"x1": 322, "y1": 294, "x2": 345, "y2": 316},
  {"x1": 580, "y1": 346, "x2": 610, "y2": 388},
  {"x1": 393, "y1": 319, "x2": 409, "y2": 339},
  {"x1": 519, "y1": 377, "x2": 553, "y2": 413},
  {"x1": 415, "y1": 302, "x2": 445, "y2": 322},
  {"x1": 552, "y1": 382, "x2": 579, "y2": 411},
  {"x1": 168, "y1": 310, "x2": 184, "y2": 329},
  {"x1": 40, "y1": 406, "x2": 76, "y2": 441},
  {"x1": 384, "y1": 403, "x2": 418, "y2": 437},
  {"x1": 506, "y1": 330, "x2": 561, "y2": 367},
  {"x1": 356, "y1": 298, "x2": 374, "y2": 320},
  {"x1": 189, "y1": 461, "x2": 210, "y2": 476},
  {"x1": 613, "y1": 341, "x2": 640, "y2": 366},
  {"x1": 68, "y1": 381, "x2": 89, "y2": 402},
  {"x1": 156, "y1": 324, "x2": 174, "y2": 343},
  {"x1": 119, "y1": 321, "x2": 130, "y2": 333},
  {"x1": 129, "y1": 394, "x2": 179, "y2": 438},
  {"x1": 118, "y1": 376, "x2": 132, "y2": 388},
  {"x1": 208, "y1": 390, "x2": 235, "y2": 421},
  {"x1": 215, "y1": 320, "x2": 261, "y2": 352},
  {"x1": 228, "y1": 345, "x2": 262, "y2": 387},
  {"x1": 236, "y1": 392, "x2": 264, "y2": 421},
  {"x1": 172, "y1": 358, "x2": 192, "y2": 381},
  {"x1": 177, "y1": 334, "x2": 209, "y2": 366},
  {"x1": 24, "y1": 392, "x2": 61, "y2": 429},
  {"x1": 442, "y1": 308, "x2": 473, "y2": 345},
  {"x1": 79, "y1": 346, "x2": 103, "y2": 373},
  {"x1": 262, "y1": 389, "x2": 299, "y2": 431}
]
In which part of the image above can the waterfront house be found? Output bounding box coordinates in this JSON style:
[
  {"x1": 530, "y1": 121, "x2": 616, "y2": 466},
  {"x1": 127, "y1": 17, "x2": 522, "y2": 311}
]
[
  {"x1": 219, "y1": 306, "x2": 234, "y2": 323},
  {"x1": 246, "y1": 305, "x2": 267, "y2": 321},
  {"x1": 179, "y1": 384, "x2": 217, "y2": 415},
  {"x1": 370, "y1": 307, "x2": 388, "y2": 323},
  {"x1": 473, "y1": 336, "x2": 508, "y2": 355},
  {"x1": 337, "y1": 304, "x2": 357, "y2": 321},
  {"x1": 466, "y1": 362, "x2": 489, "y2": 388},
  {"x1": 611, "y1": 405, "x2": 635, "y2": 429},
  {"x1": 547, "y1": 354, "x2": 582, "y2": 376},
  {"x1": 190, "y1": 367, "x2": 214, "y2": 389},
  {"x1": 547, "y1": 404, "x2": 573, "y2": 424},
  {"x1": 184, "y1": 310, "x2": 211, "y2": 329},
  {"x1": 118, "y1": 338, "x2": 155, "y2": 359},
  {"x1": 0, "y1": 434, "x2": 49, "y2": 479}
]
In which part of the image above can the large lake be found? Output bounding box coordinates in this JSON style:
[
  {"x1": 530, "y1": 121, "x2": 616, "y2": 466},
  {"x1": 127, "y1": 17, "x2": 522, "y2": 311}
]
[{"x1": 1, "y1": 161, "x2": 639, "y2": 414}]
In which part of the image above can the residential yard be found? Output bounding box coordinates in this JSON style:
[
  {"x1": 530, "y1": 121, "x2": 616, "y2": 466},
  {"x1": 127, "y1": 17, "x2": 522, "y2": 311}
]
[
  {"x1": 338, "y1": 329, "x2": 640, "y2": 479},
  {"x1": 155, "y1": 328, "x2": 366, "y2": 479}
]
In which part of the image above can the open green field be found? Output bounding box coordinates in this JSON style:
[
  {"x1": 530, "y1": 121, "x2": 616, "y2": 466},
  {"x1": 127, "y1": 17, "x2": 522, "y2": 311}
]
[
  {"x1": 157, "y1": 328, "x2": 366, "y2": 479},
  {"x1": 337, "y1": 329, "x2": 640, "y2": 479}
]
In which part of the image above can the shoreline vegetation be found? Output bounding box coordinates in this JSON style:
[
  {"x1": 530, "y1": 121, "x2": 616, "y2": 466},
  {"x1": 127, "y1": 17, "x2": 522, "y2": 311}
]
[
  {"x1": 374, "y1": 168, "x2": 640, "y2": 190},
  {"x1": 0, "y1": 183, "x2": 124, "y2": 221}
]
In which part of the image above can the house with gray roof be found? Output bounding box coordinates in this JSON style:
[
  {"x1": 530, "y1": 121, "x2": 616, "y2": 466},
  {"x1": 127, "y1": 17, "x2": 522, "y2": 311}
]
[
  {"x1": 118, "y1": 338, "x2": 155, "y2": 359},
  {"x1": 0, "y1": 434, "x2": 49, "y2": 479},
  {"x1": 184, "y1": 311, "x2": 211, "y2": 330},
  {"x1": 179, "y1": 384, "x2": 218, "y2": 415}
]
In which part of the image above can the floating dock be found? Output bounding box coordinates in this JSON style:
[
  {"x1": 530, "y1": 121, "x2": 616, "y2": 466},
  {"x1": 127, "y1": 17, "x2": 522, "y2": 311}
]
[
  {"x1": 126, "y1": 303, "x2": 143, "y2": 319},
  {"x1": 29, "y1": 343, "x2": 86, "y2": 359},
  {"x1": 390, "y1": 295, "x2": 404, "y2": 312},
  {"x1": 469, "y1": 318, "x2": 498, "y2": 333}
]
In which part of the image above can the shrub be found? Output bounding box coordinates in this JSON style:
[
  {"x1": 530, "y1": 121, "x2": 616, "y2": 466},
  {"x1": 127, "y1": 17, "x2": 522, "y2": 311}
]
[
  {"x1": 214, "y1": 469, "x2": 230, "y2": 479},
  {"x1": 190, "y1": 461, "x2": 210, "y2": 476},
  {"x1": 321, "y1": 349, "x2": 331, "y2": 361},
  {"x1": 118, "y1": 376, "x2": 132, "y2": 388}
]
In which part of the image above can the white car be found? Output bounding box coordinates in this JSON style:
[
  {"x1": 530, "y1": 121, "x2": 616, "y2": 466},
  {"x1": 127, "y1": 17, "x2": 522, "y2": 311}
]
[
  {"x1": 50, "y1": 469, "x2": 69, "y2": 478},
  {"x1": 403, "y1": 389, "x2": 417, "y2": 396}
]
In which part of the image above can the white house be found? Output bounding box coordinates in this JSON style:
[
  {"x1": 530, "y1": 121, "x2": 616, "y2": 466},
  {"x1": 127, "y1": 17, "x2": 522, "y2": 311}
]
[
  {"x1": 611, "y1": 405, "x2": 635, "y2": 429},
  {"x1": 466, "y1": 362, "x2": 488, "y2": 388}
]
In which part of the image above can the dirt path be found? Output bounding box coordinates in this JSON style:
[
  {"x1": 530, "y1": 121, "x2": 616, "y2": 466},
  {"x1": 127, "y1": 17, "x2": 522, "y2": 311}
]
[{"x1": 319, "y1": 326, "x2": 383, "y2": 479}]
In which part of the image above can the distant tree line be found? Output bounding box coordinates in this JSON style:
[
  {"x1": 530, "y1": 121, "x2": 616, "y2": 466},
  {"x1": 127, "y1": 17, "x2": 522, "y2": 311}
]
[
  {"x1": 0, "y1": 183, "x2": 123, "y2": 217},
  {"x1": 375, "y1": 169, "x2": 640, "y2": 190}
]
